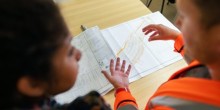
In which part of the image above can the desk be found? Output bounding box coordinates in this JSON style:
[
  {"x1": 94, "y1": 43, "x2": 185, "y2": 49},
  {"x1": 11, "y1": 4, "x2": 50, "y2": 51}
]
[{"x1": 59, "y1": 0, "x2": 187, "y2": 109}]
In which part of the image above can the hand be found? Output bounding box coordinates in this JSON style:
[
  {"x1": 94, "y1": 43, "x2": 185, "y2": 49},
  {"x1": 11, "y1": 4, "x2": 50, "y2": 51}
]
[
  {"x1": 101, "y1": 58, "x2": 131, "y2": 89},
  {"x1": 142, "y1": 24, "x2": 180, "y2": 41}
]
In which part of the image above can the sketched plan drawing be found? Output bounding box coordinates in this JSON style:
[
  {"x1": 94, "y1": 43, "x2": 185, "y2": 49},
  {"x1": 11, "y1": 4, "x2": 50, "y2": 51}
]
[{"x1": 55, "y1": 12, "x2": 182, "y2": 104}]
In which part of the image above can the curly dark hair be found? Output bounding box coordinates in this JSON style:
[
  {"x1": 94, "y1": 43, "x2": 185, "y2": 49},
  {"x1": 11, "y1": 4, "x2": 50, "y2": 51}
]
[{"x1": 0, "y1": 0, "x2": 68, "y2": 107}]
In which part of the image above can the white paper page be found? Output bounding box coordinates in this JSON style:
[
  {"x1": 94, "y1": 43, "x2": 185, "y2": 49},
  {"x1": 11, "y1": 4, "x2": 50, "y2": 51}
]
[
  {"x1": 54, "y1": 12, "x2": 183, "y2": 104},
  {"x1": 142, "y1": 12, "x2": 182, "y2": 67},
  {"x1": 55, "y1": 27, "x2": 114, "y2": 104},
  {"x1": 102, "y1": 12, "x2": 182, "y2": 77},
  {"x1": 101, "y1": 29, "x2": 141, "y2": 82}
]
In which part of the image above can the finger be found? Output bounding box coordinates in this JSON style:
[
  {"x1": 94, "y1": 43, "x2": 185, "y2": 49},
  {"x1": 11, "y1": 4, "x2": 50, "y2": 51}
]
[
  {"x1": 142, "y1": 24, "x2": 158, "y2": 32},
  {"x1": 144, "y1": 28, "x2": 154, "y2": 35},
  {"x1": 101, "y1": 70, "x2": 112, "y2": 82},
  {"x1": 150, "y1": 31, "x2": 159, "y2": 37},
  {"x1": 148, "y1": 31, "x2": 159, "y2": 41},
  {"x1": 110, "y1": 59, "x2": 114, "y2": 74},
  {"x1": 115, "y1": 57, "x2": 120, "y2": 71},
  {"x1": 121, "y1": 60, "x2": 126, "y2": 72},
  {"x1": 125, "y1": 65, "x2": 131, "y2": 76}
]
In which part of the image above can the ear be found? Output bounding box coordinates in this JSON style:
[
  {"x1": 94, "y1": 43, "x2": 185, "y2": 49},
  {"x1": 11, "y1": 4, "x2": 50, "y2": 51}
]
[{"x1": 17, "y1": 76, "x2": 47, "y2": 97}]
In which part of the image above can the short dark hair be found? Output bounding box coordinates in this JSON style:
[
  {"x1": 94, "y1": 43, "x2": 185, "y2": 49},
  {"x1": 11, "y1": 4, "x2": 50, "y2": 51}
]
[
  {"x1": 0, "y1": 0, "x2": 68, "y2": 107},
  {"x1": 192, "y1": 0, "x2": 220, "y2": 29}
]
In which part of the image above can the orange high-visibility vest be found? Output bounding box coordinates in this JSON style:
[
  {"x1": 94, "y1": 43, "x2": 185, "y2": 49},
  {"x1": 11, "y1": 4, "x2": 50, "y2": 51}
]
[
  {"x1": 145, "y1": 35, "x2": 220, "y2": 110},
  {"x1": 145, "y1": 61, "x2": 220, "y2": 110},
  {"x1": 115, "y1": 35, "x2": 220, "y2": 110}
]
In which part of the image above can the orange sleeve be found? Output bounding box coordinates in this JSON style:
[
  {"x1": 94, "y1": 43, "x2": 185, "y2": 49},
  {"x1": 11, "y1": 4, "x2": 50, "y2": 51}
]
[
  {"x1": 146, "y1": 105, "x2": 174, "y2": 110},
  {"x1": 174, "y1": 34, "x2": 184, "y2": 56},
  {"x1": 114, "y1": 90, "x2": 138, "y2": 110}
]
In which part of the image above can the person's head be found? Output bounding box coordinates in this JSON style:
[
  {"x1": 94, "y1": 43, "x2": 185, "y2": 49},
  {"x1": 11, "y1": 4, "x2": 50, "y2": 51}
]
[
  {"x1": 0, "y1": 0, "x2": 81, "y2": 107},
  {"x1": 175, "y1": 0, "x2": 220, "y2": 65}
]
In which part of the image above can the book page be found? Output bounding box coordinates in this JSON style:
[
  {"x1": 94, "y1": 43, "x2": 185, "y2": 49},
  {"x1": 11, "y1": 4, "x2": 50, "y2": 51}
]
[
  {"x1": 101, "y1": 12, "x2": 182, "y2": 77},
  {"x1": 55, "y1": 26, "x2": 114, "y2": 104},
  {"x1": 55, "y1": 12, "x2": 182, "y2": 104}
]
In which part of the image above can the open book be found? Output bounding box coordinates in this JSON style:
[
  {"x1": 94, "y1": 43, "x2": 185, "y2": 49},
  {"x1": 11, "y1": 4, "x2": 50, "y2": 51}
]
[{"x1": 55, "y1": 12, "x2": 182, "y2": 104}]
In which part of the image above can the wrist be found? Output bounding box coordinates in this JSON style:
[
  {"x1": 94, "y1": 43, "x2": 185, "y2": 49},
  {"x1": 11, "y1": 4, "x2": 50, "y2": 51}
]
[
  {"x1": 174, "y1": 34, "x2": 184, "y2": 53},
  {"x1": 172, "y1": 33, "x2": 180, "y2": 40},
  {"x1": 114, "y1": 87, "x2": 130, "y2": 97}
]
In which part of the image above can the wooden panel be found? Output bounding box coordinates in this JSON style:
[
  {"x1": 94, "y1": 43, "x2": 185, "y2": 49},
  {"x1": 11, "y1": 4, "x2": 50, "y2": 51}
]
[{"x1": 59, "y1": 0, "x2": 151, "y2": 35}]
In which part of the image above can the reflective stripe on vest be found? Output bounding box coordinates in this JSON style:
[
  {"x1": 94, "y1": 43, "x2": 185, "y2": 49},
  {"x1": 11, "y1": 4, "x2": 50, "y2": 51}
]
[
  {"x1": 149, "y1": 96, "x2": 220, "y2": 110},
  {"x1": 117, "y1": 104, "x2": 138, "y2": 110}
]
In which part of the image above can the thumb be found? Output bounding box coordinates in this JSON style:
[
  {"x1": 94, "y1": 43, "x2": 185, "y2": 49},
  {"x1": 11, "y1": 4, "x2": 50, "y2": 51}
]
[{"x1": 101, "y1": 70, "x2": 112, "y2": 82}]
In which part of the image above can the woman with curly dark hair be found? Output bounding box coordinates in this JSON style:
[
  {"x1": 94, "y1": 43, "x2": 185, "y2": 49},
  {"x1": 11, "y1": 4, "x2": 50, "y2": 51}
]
[{"x1": 0, "y1": 0, "x2": 115, "y2": 109}]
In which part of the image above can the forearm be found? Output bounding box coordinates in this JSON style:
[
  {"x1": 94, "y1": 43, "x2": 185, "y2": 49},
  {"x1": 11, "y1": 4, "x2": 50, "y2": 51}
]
[{"x1": 115, "y1": 88, "x2": 138, "y2": 110}]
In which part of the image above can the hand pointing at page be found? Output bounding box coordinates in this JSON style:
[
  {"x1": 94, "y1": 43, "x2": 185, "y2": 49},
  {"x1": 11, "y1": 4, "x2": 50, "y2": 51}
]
[{"x1": 142, "y1": 24, "x2": 180, "y2": 41}]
